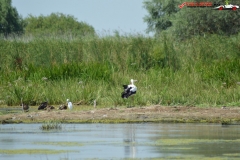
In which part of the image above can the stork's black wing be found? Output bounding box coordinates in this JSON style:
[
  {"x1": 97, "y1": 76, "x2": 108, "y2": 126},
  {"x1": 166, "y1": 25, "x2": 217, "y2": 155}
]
[
  {"x1": 123, "y1": 85, "x2": 128, "y2": 89},
  {"x1": 121, "y1": 86, "x2": 132, "y2": 98}
]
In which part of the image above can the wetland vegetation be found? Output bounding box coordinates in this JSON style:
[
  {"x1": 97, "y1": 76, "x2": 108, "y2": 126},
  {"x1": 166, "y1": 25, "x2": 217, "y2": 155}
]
[
  {"x1": 0, "y1": 33, "x2": 240, "y2": 108},
  {"x1": 39, "y1": 121, "x2": 62, "y2": 130},
  {"x1": 1, "y1": 0, "x2": 240, "y2": 110},
  {"x1": 1, "y1": 1, "x2": 240, "y2": 159}
]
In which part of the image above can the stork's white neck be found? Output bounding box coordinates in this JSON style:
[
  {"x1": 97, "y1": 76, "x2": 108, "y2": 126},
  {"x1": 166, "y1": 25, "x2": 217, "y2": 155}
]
[{"x1": 130, "y1": 79, "x2": 134, "y2": 85}]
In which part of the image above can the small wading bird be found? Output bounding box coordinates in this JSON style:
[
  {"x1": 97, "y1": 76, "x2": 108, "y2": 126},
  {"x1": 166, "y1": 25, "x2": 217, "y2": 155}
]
[
  {"x1": 21, "y1": 98, "x2": 29, "y2": 112},
  {"x1": 67, "y1": 99, "x2": 73, "y2": 110},
  {"x1": 38, "y1": 101, "x2": 48, "y2": 110},
  {"x1": 38, "y1": 101, "x2": 55, "y2": 111},
  {"x1": 59, "y1": 104, "x2": 67, "y2": 110},
  {"x1": 121, "y1": 79, "x2": 137, "y2": 107}
]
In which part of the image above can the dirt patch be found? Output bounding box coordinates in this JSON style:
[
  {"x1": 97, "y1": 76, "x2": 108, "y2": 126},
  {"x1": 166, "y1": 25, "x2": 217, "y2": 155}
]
[{"x1": 1, "y1": 106, "x2": 240, "y2": 124}]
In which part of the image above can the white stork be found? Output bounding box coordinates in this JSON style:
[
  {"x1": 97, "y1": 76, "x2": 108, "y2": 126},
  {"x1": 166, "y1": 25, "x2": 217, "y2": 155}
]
[
  {"x1": 67, "y1": 99, "x2": 73, "y2": 110},
  {"x1": 121, "y1": 79, "x2": 137, "y2": 107}
]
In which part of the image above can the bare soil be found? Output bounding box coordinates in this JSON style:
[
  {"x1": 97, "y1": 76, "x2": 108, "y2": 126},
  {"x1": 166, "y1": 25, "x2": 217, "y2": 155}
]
[{"x1": 1, "y1": 105, "x2": 240, "y2": 124}]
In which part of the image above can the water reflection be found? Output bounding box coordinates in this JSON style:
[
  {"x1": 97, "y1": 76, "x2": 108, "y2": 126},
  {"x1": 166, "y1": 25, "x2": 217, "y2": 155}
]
[
  {"x1": 123, "y1": 124, "x2": 136, "y2": 158},
  {"x1": 0, "y1": 123, "x2": 240, "y2": 159}
]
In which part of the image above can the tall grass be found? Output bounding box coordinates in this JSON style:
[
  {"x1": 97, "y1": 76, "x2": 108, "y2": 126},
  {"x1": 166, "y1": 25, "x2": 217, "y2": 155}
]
[{"x1": 0, "y1": 33, "x2": 240, "y2": 107}]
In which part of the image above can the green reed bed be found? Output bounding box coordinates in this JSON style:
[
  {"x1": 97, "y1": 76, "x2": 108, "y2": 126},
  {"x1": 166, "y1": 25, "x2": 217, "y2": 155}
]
[
  {"x1": 40, "y1": 121, "x2": 62, "y2": 130},
  {"x1": 0, "y1": 33, "x2": 240, "y2": 107}
]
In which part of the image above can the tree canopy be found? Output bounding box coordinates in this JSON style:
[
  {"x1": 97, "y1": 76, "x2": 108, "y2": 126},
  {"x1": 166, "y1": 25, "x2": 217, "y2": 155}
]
[
  {"x1": 143, "y1": 0, "x2": 179, "y2": 35},
  {"x1": 24, "y1": 13, "x2": 96, "y2": 36},
  {"x1": 143, "y1": 0, "x2": 240, "y2": 39},
  {"x1": 0, "y1": 0, "x2": 24, "y2": 36}
]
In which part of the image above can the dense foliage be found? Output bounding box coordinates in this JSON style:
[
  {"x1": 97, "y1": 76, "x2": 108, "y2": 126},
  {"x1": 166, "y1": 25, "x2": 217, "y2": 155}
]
[
  {"x1": 143, "y1": 0, "x2": 240, "y2": 38},
  {"x1": 0, "y1": 34, "x2": 240, "y2": 107},
  {"x1": 24, "y1": 13, "x2": 96, "y2": 37},
  {"x1": 0, "y1": 0, "x2": 24, "y2": 36},
  {"x1": 143, "y1": 0, "x2": 179, "y2": 34}
]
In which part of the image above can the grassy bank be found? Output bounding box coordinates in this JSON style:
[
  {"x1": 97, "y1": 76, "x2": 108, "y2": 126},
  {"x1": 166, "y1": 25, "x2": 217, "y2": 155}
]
[{"x1": 0, "y1": 33, "x2": 240, "y2": 107}]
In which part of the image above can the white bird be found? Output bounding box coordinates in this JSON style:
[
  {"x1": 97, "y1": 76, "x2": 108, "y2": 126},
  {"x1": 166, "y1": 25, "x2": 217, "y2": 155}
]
[
  {"x1": 67, "y1": 99, "x2": 73, "y2": 110},
  {"x1": 121, "y1": 79, "x2": 137, "y2": 99}
]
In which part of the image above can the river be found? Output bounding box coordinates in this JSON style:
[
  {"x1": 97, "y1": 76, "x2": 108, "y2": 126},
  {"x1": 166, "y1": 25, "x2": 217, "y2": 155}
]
[{"x1": 0, "y1": 123, "x2": 240, "y2": 159}]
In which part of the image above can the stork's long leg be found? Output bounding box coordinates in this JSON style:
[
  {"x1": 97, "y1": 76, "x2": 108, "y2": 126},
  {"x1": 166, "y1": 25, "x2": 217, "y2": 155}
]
[
  {"x1": 132, "y1": 95, "x2": 134, "y2": 107},
  {"x1": 131, "y1": 95, "x2": 135, "y2": 107},
  {"x1": 130, "y1": 95, "x2": 133, "y2": 107},
  {"x1": 126, "y1": 97, "x2": 131, "y2": 108},
  {"x1": 128, "y1": 95, "x2": 134, "y2": 108}
]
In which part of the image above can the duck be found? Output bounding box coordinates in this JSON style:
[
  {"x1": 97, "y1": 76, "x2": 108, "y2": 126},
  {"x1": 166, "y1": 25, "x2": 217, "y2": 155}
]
[{"x1": 21, "y1": 98, "x2": 29, "y2": 112}]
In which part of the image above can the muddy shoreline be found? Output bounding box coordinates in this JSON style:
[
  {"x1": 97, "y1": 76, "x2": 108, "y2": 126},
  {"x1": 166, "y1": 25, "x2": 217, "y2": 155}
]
[{"x1": 1, "y1": 106, "x2": 240, "y2": 124}]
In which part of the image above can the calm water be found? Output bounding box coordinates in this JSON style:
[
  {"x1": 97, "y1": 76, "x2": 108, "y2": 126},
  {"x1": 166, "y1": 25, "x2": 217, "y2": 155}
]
[{"x1": 0, "y1": 123, "x2": 240, "y2": 159}]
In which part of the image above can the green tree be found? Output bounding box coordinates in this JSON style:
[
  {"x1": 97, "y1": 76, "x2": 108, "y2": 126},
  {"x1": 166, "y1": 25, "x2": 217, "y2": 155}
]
[
  {"x1": 143, "y1": 0, "x2": 179, "y2": 35},
  {"x1": 173, "y1": 0, "x2": 240, "y2": 39},
  {"x1": 143, "y1": 0, "x2": 240, "y2": 39},
  {"x1": 0, "y1": 0, "x2": 24, "y2": 36},
  {"x1": 24, "y1": 13, "x2": 95, "y2": 36}
]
